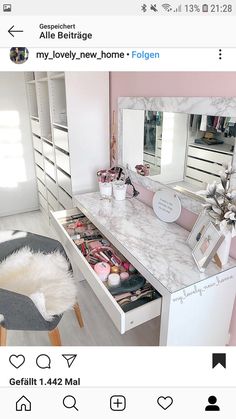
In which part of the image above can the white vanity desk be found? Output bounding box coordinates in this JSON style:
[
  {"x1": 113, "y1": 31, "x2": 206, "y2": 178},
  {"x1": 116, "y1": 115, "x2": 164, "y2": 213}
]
[{"x1": 52, "y1": 192, "x2": 236, "y2": 346}]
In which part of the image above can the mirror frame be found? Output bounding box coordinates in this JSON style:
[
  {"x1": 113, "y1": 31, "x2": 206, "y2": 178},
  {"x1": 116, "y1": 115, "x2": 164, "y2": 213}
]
[{"x1": 118, "y1": 96, "x2": 236, "y2": 213}]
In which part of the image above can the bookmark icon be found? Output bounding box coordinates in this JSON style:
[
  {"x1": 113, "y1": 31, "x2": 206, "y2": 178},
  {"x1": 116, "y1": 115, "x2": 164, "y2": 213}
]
[{"x1": 62, "y1": 354, "x2": 77, "y2": 368}]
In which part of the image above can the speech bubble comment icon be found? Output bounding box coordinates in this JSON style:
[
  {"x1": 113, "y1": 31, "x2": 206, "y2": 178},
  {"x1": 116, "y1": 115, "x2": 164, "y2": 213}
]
[{"x1": 36, "y1": 354, "x2": 51, "y2": 369}]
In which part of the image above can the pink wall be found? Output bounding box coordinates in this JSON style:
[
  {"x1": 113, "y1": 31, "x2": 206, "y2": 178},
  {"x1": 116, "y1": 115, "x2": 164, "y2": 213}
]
[{"x1": 110, "y1": 71, "x2": 236, "y2": 345}]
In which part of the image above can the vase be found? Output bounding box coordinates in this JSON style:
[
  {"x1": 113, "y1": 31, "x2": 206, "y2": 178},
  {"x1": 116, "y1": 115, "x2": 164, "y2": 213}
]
[{"x1": 216, "y1": 230, "x2": 232, "y2": 266}]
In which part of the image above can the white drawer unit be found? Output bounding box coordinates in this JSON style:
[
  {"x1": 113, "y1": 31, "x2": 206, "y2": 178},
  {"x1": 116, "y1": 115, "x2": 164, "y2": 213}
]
[
  {"x1": 53, "y1": 127, "x2": 69, "y2": 152},
  {"x1": 57, "y1": 168, "x2": 72, "y2": 195},
  {"x1": 188, "y1": 145, "x2": 232, "y2": 165},
  {"x1": 35, "y1": 165, "x2": 45, "y2": 183},
  {"x1": 58, "y1": 187, "x2": 73, "y2": 209},
  {"x1": 45, "y1": 174, "x2": 57, "y2": 197},
  {"x1": 185, "y1": 167, "x2": 219, "y2": 184},
  {"x1": 55, "y1": 148, "x2": 70, "y2": 174},
  {"x1": 47, "y1": 190, "x2": 58, "y2": 211},
  {"x1": 187, "y1": 156, "x2": 222, "y2": 177},
  {"x1": 51, "y1": 208, "x2": 162, "y2": 334},
  {"x1": 43, "y1": 140, "x2": 54, "y2": 162},
  {"x1": 33, "y1": 135, "x2": 42, "y2": 153},
  {"x1": 44, "y1": 158, "x2": 56, "y2": 180},
  {"x1": 37, "y1": 179, "x2": 47, "y2": 199},
  {"x1": 34, "y1": 150, "x2": 44, "y2": 169},
  {"x1": 185, "y1": 145, "x2": 233, "y2": 186},
  {"x1": 38, "y1": 193, "x2": 48, "y2": 211},
  {"x1": 31, "y1": 118, "x2": 41, "y2": 136}
]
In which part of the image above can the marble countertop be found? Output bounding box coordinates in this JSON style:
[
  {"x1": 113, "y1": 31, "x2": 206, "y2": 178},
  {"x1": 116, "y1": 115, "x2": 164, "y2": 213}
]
[{"x1": 74, "y1": 192, "x2": 236, "y2": 294}]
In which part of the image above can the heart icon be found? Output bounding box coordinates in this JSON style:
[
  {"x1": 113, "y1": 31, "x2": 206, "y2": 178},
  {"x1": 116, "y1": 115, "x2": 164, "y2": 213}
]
[
  {"x1": 157, "y1": 396, "x2": 173, "y2": 410},
  {"x1": 9, "y1": 354, "x2": 25, "y2": 369}
]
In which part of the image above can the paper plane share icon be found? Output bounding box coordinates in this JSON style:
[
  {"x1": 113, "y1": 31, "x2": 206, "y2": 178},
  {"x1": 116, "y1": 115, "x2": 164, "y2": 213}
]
[{"x1": 62, "y1": 354, "x2": 77, "y2": 368}]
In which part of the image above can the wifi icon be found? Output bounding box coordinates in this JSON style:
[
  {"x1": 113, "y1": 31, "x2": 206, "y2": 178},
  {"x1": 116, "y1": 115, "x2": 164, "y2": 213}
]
[{"x1": 162, "y1": 3, "x2": 172, "y2": 11}]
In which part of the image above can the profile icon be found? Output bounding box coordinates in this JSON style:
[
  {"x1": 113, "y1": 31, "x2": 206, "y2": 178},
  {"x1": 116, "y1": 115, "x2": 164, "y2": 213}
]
[
  {"x1": 205, "y1": 395, "x2": 220, "y2": 411},
  {"x1": 10, "y1": 47, "x2": 29, "y2": 64}
]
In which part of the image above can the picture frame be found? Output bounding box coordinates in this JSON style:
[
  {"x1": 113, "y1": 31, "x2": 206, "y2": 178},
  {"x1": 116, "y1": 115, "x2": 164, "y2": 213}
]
[
  {"x1": 192, "y1": 222, "x2": 225, "y2": 272},
  {"x1": 186, "y1": 212, "x2": 210, "y2": 249}
]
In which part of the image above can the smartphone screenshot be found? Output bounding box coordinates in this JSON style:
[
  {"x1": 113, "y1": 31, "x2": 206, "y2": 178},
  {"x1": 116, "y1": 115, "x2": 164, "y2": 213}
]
[{"x1": 0, "y1": 0, "x2": 235, "y2": 417}]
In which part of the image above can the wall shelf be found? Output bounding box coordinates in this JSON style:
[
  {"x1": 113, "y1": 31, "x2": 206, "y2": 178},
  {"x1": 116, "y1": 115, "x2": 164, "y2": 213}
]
[{"x1": 25, "y1": 71, "x2": 110, "y2": 219}]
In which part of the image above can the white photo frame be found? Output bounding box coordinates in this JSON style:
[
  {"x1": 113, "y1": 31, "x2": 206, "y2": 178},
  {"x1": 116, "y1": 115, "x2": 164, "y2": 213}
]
[
  {"x1": 192, "y1": 222, "x2": 225, "y2": 272},
  {"x1": 187, "y1": 212, "x2": 210, "y2": 249}
]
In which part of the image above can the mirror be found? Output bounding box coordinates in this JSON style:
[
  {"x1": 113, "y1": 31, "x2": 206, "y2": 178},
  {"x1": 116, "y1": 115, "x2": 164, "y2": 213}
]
[{"x1": 121, "y1": 107, "x2": 236, "y2": 194}]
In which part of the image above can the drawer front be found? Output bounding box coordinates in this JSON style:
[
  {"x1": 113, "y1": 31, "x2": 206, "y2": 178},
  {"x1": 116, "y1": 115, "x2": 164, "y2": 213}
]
[
  {"x1": 58, "y1": 187, "x2": 73, "y2": 209},
  {"x1": 33, "y1": 135, "x2": 42, "y2": 153},
  {"x1": 34, "y1": 150, "x2": 44, "y2": 169},
  {"x1": 35, "y1": 165, "x2": 45, "y2": 183},
  {"x1": 44, "y1": 158, "x2": 56, "y2": 180},
  {"x1": 57, "y1": 168, "x2": 72, "y2": 195},
  {"x1": 43, "y1": 141, "x2": 54, "y2": 162},
  {"x1": 185, "y1": 167, "x2": 218, "y2": 184},
  {"x1": 31, "y1": 119, "x2": 41, "y2": 136},
  {"x1": 38, "y1": 193, "x2": 47, "y2": 211},
  {"x1": 143, "y1": 153, "x2": 155, "y2": 164},
  {"x1": 37, "y1": 179, "x2": 47, "y2": 199},
  {"x1": 45, "y1": 174, "x2": 57, "y2": 197},
  {"x1": 51, "y1": 208, "x2": 161, "y2": 334},
  {"x1": 188, "y1": 146, "x2": 232, "y2": 165},
  {"x1": 55, "y1": 149, "x2": 70, "y2": 174},
  {"x1": 47, "y1": 190, "x2": 58, "y2": 211},
  {"x1": 53, "y1": 127, "x2": 69, "y2": 152},
  {"x1": 187, "y1": 156, "x2": 222, "y2": 177}
]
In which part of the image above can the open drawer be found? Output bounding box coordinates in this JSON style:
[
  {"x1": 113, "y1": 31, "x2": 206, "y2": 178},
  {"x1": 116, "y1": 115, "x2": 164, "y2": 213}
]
[{"x1": 51, "y1": 208, "x2": 162, "y2": 334}]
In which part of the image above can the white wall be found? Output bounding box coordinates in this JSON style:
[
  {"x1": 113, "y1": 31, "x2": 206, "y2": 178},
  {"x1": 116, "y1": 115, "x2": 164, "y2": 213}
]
[{"x1": 0, "y1": 73, "x2": 38, "y2": 217}]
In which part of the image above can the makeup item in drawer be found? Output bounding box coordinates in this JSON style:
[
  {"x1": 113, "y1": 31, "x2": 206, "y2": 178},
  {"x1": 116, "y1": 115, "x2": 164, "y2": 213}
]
[
  {"x1": 65, "y1": 227, "x2": 75, "y2": 236},
  {"x1": 94, "y1": 262, "x2": 110, "y2": 282},
  {"x1": 120, "y1": 272, "x2": 129, "y2": 281},
  {"x1": 108, "y1": 275, "x2": 146, "y2": 296},
  {"x1": 119, "y1": 284, "x2": 161, "y2": 313},
  {"x1": 108, "y1": 273, "x2": 121, "y2": 287},
  {"x1": 88, "y1": 240, "x2": 104, "y2": 250}
]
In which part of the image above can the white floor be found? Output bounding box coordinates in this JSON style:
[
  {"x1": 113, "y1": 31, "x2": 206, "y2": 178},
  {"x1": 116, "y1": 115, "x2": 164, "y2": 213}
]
[{"x1": 0, "y1": 210, "x2": 160, "y2": 346}]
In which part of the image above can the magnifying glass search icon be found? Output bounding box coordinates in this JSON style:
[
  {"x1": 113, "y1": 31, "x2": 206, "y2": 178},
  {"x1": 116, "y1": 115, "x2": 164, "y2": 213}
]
[{"x1": 63, "y1": 395, "x2": 78, "y2": 411}]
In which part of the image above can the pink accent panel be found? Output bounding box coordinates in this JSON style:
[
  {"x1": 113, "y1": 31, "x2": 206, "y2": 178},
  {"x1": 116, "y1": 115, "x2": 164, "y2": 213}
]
[
  {"x1": 177, "y1": 208, "x2": 198, "y2": 231},
  {"x1": 110, "y1": 72, "x2": 236, "y2": 345},
  {"x1": 110, "y1": 72, "x2": 236, "y2": 118}
]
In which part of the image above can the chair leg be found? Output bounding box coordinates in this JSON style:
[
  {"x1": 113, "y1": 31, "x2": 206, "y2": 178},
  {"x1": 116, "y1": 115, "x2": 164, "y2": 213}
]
[
  {"x1": 0, "y1": 326, "x2": 7, "y2": 346},
  {"x1": 73, "y1": 303, "x2": 84, "y2": 328},
  {"x1": 48, "y1": 327, "x2": 61, "y2": 346}
]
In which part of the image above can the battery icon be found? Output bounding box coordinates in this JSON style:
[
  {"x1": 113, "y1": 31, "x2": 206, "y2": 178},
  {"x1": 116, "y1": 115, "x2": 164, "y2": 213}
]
[{"x1": 202, "y1": 4, "x2": 208, "y2": 12}]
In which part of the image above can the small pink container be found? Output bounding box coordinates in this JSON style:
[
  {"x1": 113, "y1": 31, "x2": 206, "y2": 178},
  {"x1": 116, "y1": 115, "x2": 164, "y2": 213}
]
[
  {"x1": 94, "y1": 262, "x2": 110, "y2": 282},
  {"x1": 120, "y1": 272, "x2": 129, "y2": 281}
]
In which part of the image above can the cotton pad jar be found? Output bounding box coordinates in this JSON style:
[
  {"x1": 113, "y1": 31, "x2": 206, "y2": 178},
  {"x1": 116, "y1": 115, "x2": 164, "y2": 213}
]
[{"x1": 108, "y1": 273, "x2": 121, "y2": 287}]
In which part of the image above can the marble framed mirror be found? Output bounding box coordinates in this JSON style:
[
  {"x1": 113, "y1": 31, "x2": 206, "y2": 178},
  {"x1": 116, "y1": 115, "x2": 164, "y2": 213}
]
[{"x1": 118, "y1": 97, "x2": 236, "y2": 211}]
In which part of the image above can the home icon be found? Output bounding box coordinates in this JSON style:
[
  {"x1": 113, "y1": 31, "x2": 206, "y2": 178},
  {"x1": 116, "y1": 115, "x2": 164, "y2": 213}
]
[{"x1": 16, "y1": 396, "x2": 31, "y2": 412}]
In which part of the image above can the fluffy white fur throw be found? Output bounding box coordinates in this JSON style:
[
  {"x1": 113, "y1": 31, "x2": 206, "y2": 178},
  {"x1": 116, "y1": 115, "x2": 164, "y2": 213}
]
[{"x1": 0, "y1": 247, "x2": 77, "y2": 321}]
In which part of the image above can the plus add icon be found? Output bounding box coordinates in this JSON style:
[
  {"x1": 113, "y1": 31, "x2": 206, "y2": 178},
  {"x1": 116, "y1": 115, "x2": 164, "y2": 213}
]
[{"x1": 110, "y1": 395, "x2": 126, "y2": 411}]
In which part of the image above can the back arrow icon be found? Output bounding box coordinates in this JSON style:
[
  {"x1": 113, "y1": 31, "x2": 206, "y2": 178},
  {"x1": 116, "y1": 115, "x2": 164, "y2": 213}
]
[{"x1": 8, "y1": 25, "x2": 24, "y2": 37}]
